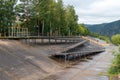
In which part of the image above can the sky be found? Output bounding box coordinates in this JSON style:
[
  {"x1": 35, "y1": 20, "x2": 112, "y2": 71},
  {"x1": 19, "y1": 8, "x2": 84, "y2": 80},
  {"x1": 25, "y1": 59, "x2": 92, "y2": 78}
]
[{"x1": 63, "y1": 0, "x2": 120, "y2": 24}]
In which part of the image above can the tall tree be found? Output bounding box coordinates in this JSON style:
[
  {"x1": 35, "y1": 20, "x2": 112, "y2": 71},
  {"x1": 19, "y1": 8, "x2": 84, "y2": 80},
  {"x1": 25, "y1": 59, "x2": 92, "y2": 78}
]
[
  {"x1": 0, "y1": 0, "x2": 17, "y2": 36},
  {"x1": 65, "y1": 5, "x2": 78, "y2": 36},
  {"x1": 14, "y1": 0, "x2": 82, "y2": 36},
  {"x1": 55, "y1": 0, "x2": 65, "y2": 36},
  {"x1": 15, "y1": 0, "x2": 39, "y2": 35}
]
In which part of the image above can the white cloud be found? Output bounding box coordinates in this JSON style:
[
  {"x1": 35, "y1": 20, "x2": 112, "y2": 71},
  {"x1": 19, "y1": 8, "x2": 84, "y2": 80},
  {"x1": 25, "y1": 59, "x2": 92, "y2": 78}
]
[
  {"x1": 81, "y1": 0, "x2": 120, "y2": 15},
  {"x1": 63, "y1": 0, "x2": 120, "y2": 24},
  {"x1": 78, "y1": 16, "x2": 120, "y2": 24}
]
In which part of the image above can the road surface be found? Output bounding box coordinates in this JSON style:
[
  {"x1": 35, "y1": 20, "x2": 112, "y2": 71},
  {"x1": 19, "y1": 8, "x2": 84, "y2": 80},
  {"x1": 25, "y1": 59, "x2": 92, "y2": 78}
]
[{"x1": 44, "y1": 39, "x2": 117, "y2": 80}]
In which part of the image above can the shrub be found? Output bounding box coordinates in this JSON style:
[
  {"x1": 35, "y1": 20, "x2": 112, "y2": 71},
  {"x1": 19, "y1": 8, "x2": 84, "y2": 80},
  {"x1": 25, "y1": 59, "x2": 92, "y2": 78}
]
[
  {"x1": 112, "y1": 34, "x2": 120, "y2": 45},
  {"x1": 108, "y1": 46, "x2": 120, "y2": 75}
]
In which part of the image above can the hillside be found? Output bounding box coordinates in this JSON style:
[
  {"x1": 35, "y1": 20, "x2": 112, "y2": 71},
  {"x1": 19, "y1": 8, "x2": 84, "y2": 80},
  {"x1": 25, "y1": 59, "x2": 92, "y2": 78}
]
[{"x1": 86, "y1": 20, "x2": 120, "y2": 36}]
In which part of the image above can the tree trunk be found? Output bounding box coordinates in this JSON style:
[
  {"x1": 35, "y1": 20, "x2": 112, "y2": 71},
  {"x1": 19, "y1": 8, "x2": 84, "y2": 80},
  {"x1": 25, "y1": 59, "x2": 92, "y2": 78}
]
[{"x1": 42, "y1": 20, "x2": 44, "y2": 36}]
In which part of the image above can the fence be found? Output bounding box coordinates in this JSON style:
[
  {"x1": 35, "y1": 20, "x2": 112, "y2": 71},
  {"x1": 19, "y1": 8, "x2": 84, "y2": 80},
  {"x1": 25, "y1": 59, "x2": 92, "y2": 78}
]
[{"x1": 8, "y1": 27, "x2": 28, "y2": 37}]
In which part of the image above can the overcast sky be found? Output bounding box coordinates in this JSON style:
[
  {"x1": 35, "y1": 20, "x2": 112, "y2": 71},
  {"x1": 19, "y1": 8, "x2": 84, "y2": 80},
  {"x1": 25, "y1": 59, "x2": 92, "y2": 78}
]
[{"x1": 63, "y1": 0, "x2": 120, "y2": 24}]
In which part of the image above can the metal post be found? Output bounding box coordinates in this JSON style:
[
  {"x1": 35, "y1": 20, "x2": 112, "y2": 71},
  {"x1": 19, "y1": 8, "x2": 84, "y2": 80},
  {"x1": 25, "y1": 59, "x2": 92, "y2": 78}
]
[
  {"x1": 13, "y1": 27, "x2": 15, "y2": 37},
  {"x1": 8, "y1": 27, "x2": 10, "y2": 37},
  {"x1": 65, "y1": 54, "x2": 67, "y2": 67},
  {"x1": 27, "y1": 28, "x2": 28, "y2": 36},
  {"x1": 17, "y1": 27, "x2": 18, "y2": 37},
  {"x1": 19, "y1": 27, "x2": 20, "y2": 37},
  {"x1": 55, "y1": 39, "x2": 57, "y2": 43}
]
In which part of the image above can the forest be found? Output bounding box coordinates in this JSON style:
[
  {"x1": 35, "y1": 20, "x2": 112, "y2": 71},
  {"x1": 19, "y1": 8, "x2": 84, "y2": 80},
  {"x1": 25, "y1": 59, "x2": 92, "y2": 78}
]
[{"x1": 0, "y1": 0, "x2": 89, "y2": 36}]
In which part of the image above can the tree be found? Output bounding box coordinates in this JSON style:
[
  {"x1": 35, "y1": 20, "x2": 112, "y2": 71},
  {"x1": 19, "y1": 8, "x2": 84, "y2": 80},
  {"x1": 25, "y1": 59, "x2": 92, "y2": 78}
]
[
  {"x1": 76, "y1": 24, "x2": 89, "y2": 35},
  {"x1": 15, "y1": 0, "x2": 40, "y2": 35},
  {"x1": 65, "y1": 5, "x2": 78, "y2": 36},
  {"x1": 0, "y1": 0, "x2": 85, "y2": 37},
  {"x1": 15, "y1": 0, "x2": 31, "y2": 28},
  {"x1": 0, "y1": 0, "x2": 17, "y2": 36},
  {"x1": 55, "y1": 0, "x2": 66, "y2": 36}
]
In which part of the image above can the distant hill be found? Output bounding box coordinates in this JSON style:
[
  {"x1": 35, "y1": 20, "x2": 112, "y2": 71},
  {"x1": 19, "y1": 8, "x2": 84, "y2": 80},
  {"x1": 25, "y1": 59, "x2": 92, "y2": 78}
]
[{"x1": 86, "y1": 20, "x2": 120, "y2": 36}]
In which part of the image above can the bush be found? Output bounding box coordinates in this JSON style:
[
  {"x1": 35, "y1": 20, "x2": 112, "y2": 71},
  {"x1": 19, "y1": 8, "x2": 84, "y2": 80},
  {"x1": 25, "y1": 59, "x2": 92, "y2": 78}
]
[
  {"x1": 108, "y1": 46, "x2": 120, "y2": 75},
  {"x1": 112, "y1": 34, "x2": 120, "y2": 45},
  {"x1": 98, "y1": 35, "x2": 110, "y2": 43},
  {"x1": 89, "y1": 32, "x2": 110, "y2": 43}
]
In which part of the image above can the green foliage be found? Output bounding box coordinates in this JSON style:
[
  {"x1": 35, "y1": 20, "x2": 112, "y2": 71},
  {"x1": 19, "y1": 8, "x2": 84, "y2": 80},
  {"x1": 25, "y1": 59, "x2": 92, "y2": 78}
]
[
  {"x1": 86, "y1": 20, "x2": 120, "y2": 37},
  {"x1": 98, "y1": 35, "x2": 110, "y2": 43},
  {"x1": 76, "y1": 24, "x2": 90, "y2": 35},
  {"x1": 65, "y1": 5, "x2": 78, "y2": 36},
  {"x1": 0, "y1": 0, "x2": 17, "y2": 35},
  {"x1": 0, "y1": 0, "x2": 90, "y2": 36},
  {"x1": 108, "y1": 46, "x2": 120, "y2": 75},
  {"x1": 89, "y1": 32, "x2": 110, "y2": 43},
  {"x1": 33, "y1": 0, "x2": 80, "y2": 36},
  {"x1": 112, "y1": 34, "x2": 120, "y2": 45}
]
